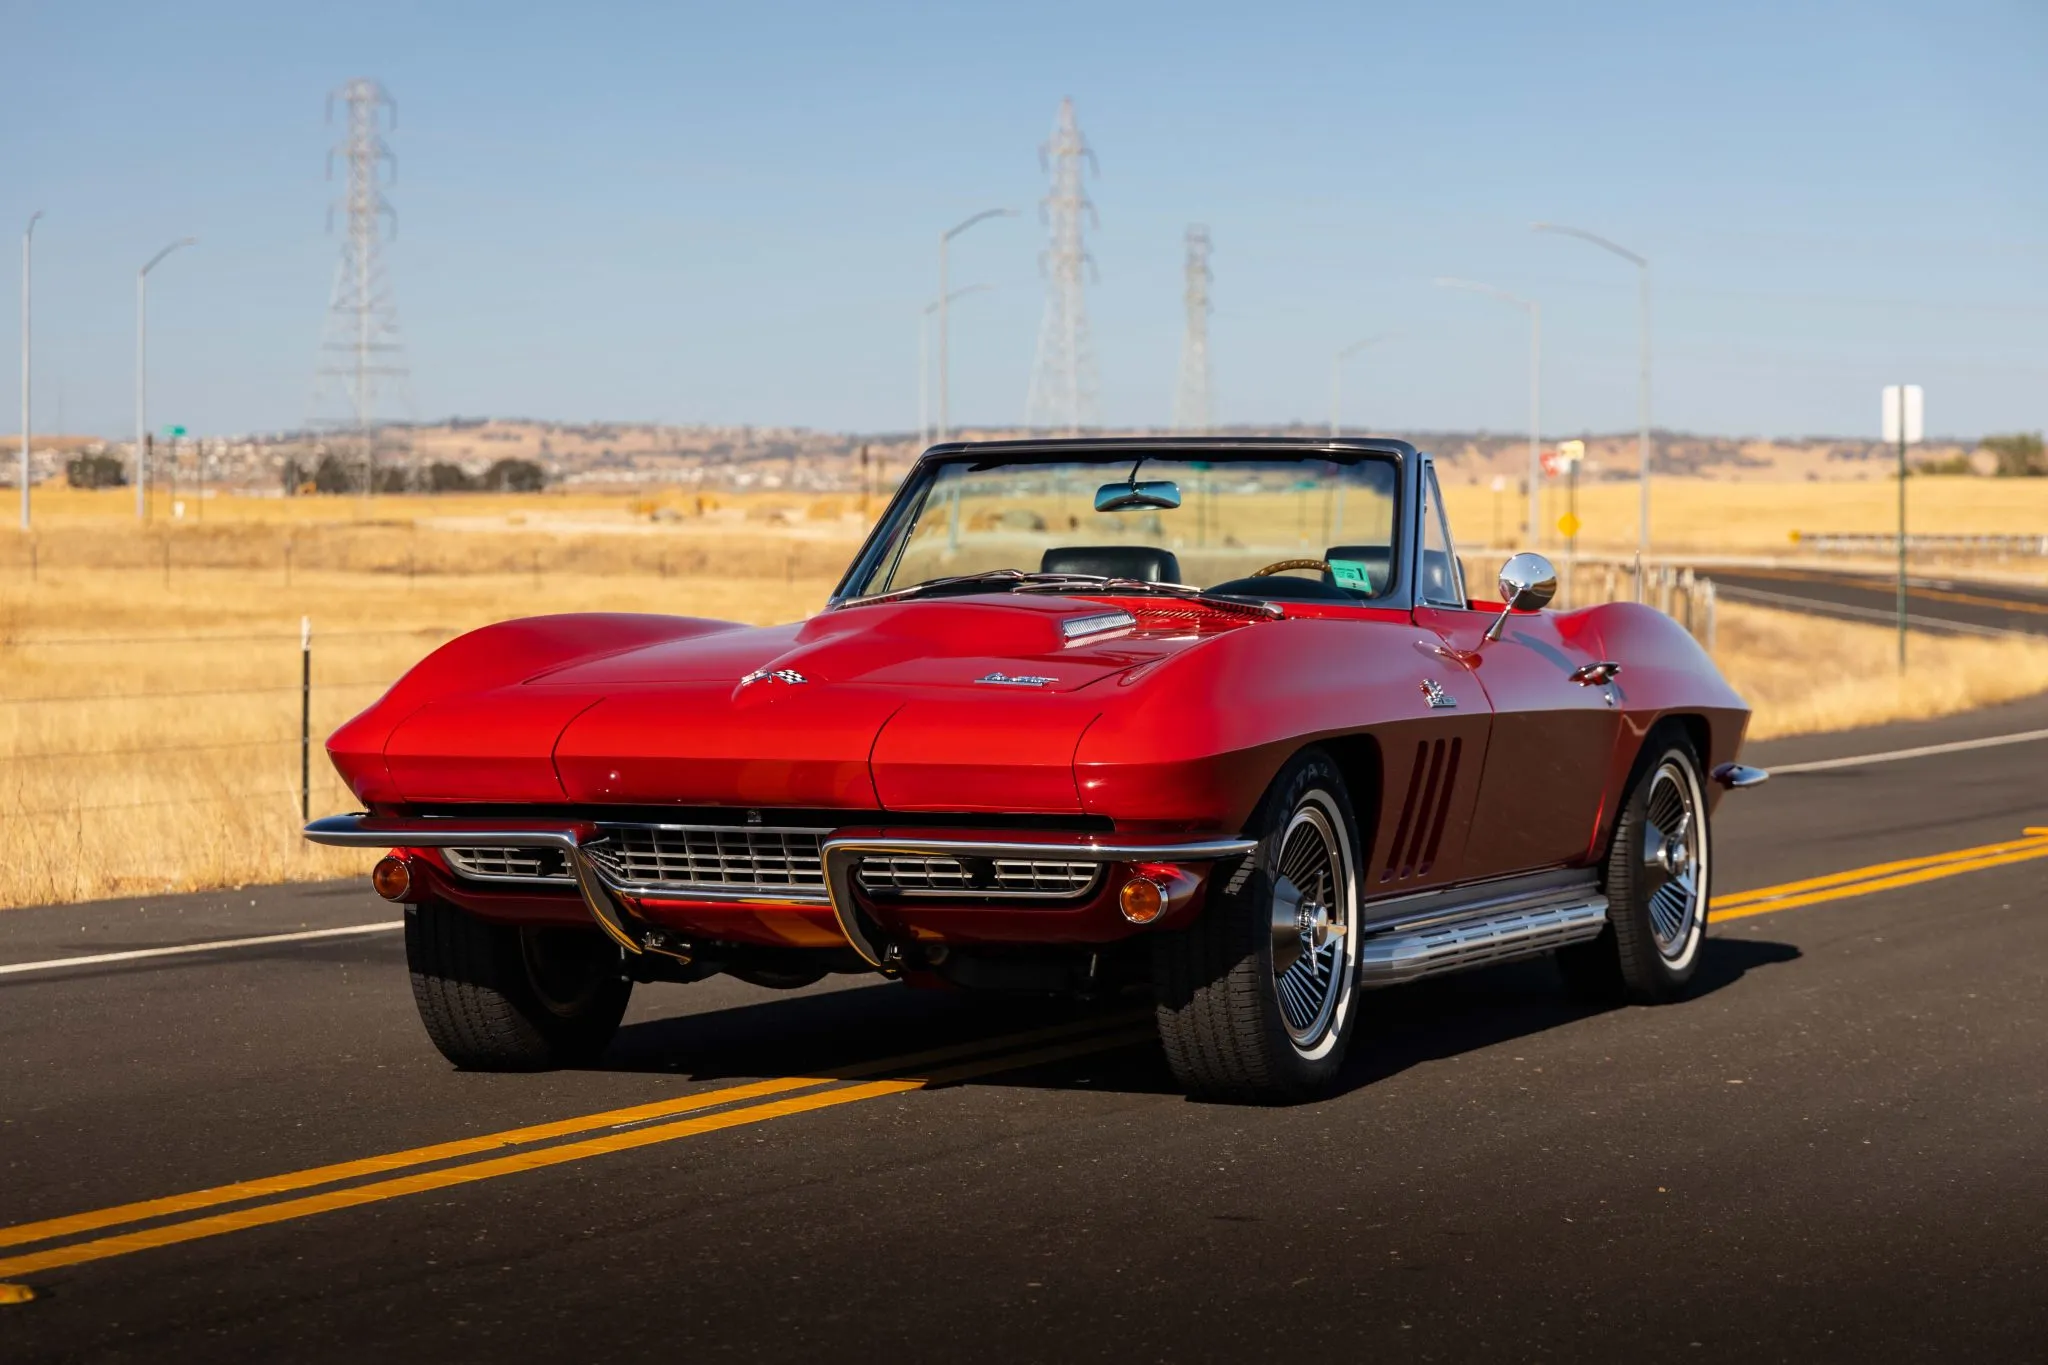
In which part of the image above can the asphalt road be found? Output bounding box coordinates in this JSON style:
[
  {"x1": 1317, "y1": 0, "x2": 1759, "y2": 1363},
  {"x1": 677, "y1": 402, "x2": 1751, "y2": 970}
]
[
  {"x1": 5, "y1": 695, "x2": 2048, "y2": 1363},
  {"x1": 1706, "y1": 564, "x2": 2048, "y2": 638}
]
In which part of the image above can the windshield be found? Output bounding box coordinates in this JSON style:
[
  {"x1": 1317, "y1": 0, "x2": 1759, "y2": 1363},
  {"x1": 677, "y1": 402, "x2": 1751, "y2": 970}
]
[{"x1": 846, "y1": 453, "x2": 1401, "y2": 601}]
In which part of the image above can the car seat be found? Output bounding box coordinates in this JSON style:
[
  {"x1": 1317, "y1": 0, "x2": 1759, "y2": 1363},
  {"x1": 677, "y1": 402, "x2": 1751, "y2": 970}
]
[{"x1": 1039, "y1": 546, "x2": 1183, "y2": 583}]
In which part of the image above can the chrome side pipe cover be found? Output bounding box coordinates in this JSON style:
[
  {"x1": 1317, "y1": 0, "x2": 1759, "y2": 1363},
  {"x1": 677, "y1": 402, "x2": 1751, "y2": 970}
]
[
  {"x1": 1353, "y1": 874, "x2": 1608, "y2": 987},
  {"x1": 1710, "y1": 763, "x2": 1770, "y2": 790}
]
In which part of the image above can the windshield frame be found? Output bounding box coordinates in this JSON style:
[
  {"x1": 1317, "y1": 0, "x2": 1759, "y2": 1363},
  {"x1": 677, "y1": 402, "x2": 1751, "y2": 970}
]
[{"x1": 828, "y1": 436, "x2": 1422, "y2": 611}]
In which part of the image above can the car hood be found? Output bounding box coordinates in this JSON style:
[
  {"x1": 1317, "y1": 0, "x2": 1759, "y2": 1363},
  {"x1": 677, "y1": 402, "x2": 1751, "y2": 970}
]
[{"x1": 375, "y1": 595, "x2": 1234, "y2": 813}]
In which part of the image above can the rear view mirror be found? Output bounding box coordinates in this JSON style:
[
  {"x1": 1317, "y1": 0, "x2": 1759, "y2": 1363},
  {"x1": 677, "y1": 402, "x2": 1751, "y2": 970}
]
[
  {"x1": 1484, "y1": 552, "x2": 1558, "y2": 640},
  {"x1": 1094, "y1": 480, "x2": 1182, "y2": 513}
]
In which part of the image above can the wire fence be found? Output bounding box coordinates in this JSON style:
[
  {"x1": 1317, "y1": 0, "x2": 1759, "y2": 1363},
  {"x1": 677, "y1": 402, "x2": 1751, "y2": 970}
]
[
  {"x1": 2, "y1": 531, "x2": 855, "y2": 584},
  {"x1": 8, "y1": 789, "x2": 307, "y2": 819},
  {"x1": 0, "y1": 621, "x2": 406, "y2": 823}
]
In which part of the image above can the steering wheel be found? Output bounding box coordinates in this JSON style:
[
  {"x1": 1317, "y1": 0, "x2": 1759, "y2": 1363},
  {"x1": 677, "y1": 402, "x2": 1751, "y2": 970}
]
[{"x1": 1250, "y1": 558, "x2": 1331, "y2": 578}]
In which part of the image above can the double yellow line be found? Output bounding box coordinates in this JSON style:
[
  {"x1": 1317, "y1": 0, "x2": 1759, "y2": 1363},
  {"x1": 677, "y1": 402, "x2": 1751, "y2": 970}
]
[
  {"x1": 0, "y1": 1013, "x2": 1154, "y2": 1288},
  {"x1": 1711, "y1": 828, "x2": 2048, "y2": 921}
]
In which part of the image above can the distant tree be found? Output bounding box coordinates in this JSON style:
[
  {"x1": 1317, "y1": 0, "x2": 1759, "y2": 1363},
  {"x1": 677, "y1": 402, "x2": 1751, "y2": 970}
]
[
  {"x1": 66, "y1": 452, "x2": 128, "y2": 489},
  {"x1": 425, "y1": 462, "x2": 477, "y2": 492},
  {"x1": 313, "y1": 453, "x2": 358, "y2": 494},
  {"x1": 482, "y1": 458, "x2": 546, "y2": 492},
  {"x1": 1981, "y1": 432, "x2": 2046, "y2": 478}
]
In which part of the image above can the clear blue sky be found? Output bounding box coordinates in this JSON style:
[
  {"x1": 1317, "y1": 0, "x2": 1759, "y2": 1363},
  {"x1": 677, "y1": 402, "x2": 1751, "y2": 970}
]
[{"x1": 5, "y1": 0, "x2": 2043, "y2": 441}]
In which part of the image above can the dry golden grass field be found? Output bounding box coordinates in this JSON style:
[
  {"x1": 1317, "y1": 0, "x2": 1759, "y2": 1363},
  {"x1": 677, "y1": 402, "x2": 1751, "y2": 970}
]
[{"x1": 1, "y1": 480, "x2": 2043, "y2": 908}]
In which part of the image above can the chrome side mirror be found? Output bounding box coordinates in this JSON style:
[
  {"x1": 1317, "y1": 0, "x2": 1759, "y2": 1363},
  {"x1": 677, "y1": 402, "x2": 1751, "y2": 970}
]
[{"x1": 1484, "y1": 552, "x2": 1558, "y2": 641}]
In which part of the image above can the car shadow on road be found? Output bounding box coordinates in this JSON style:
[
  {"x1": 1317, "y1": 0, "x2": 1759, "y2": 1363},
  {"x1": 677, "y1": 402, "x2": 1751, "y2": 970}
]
[
  {"x1": 597, "y1": 935, "x2": 1802, "y2": 1103},
  {"x1": 602, "y1": 978, "x2": 1140, "y2": 1082},
  {"x1": 970, "y1": 934, "x2": 1804, "y2": 1102},
  {"x1": 1329, "y1": 934, "x2": 1803, "y2": 1097}
]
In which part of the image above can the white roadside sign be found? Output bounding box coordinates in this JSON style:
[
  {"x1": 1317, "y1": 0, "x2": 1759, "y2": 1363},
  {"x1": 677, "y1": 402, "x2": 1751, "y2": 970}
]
[{"x1": 1882, "y1": 384, "x2": 1924, "y2": 444}]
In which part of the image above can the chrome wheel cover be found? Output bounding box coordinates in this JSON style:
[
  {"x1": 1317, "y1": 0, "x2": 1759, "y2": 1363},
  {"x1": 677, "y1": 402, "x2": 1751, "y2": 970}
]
[
  {"x1": 1268, "y1": 794, "x2": 1357, "y2": 1057},
  {"x1": 1641, "y1": 757, "x2": 1708, "y2": 968}
]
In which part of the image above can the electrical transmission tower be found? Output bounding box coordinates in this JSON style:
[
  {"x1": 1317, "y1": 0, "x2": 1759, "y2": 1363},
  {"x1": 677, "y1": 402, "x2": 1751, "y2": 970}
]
[
  {"x1": 1025, "y1": 97, "x2": 1098, "y2": 434},
  {"x1": 1173, "y1": 225, "x2": 1212, "y2": 433},
  {"x1": 312, "y1": 78, "x2": 408, "y2": 493}
]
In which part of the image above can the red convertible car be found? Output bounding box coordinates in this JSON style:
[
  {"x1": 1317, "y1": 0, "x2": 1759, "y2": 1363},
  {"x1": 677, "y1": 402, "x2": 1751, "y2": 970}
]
[{"x1": 307, "y1": 437, "x2": 1763, "y2": 1103}]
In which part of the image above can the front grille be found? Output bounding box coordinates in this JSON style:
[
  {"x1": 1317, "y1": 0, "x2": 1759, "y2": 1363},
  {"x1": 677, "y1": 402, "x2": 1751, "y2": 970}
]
[
  {"x1": 585, "y1": 825, "x2": 828, "y2": 897},
  {"x1": 445, "y1": 847, "x2": 571, "y2": 883},
  {"x1": 857, "y1": 855, "x2": 1100, "y2": 899}
]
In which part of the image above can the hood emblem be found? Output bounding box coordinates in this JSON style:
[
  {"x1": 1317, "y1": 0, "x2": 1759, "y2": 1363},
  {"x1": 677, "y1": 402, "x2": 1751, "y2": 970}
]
[
  {"x1": 1420, "y1": 678, "x2": 1457, "y2": 709},
  {"x1": 977, "y1": 672, "x2": 1056, "y2": 688},
  {"x1": 740, "y1": 668, "x2": 808, "y2": 687}
]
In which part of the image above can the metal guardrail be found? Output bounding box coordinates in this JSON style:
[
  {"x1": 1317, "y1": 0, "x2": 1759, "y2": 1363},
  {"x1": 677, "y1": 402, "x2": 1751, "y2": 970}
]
[{"x1": 1793, "y1": 532, "x2": 2048, "y2": 557}]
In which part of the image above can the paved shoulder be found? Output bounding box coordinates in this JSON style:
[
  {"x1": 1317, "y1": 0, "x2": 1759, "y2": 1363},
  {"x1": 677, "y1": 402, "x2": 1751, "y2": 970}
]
[{"x1": 0, "y1": 880, "x2": 383, "y2": 966}]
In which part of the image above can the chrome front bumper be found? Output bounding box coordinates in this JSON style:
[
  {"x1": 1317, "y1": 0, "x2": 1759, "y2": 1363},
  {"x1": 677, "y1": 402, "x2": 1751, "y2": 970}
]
[
  {"x1": 304, "y1": 814, "x2": 1255, "y2": 968},
  {"x1": 304, "y1": 815, "x2": 654, "y2": 957}
]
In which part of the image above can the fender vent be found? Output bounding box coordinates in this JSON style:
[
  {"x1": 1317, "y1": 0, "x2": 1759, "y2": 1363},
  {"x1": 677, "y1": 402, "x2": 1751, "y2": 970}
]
[{"x1": 1380, "y1": 737, "x2": 1463, "y2": 883}]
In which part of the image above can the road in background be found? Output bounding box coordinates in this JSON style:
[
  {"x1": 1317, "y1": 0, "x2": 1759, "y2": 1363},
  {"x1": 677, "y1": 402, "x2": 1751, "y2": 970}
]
[
  {"x1": 3, "y1": 695, "x2": 2046, "y2": 1363},
  {"x1": 1706, "y1": 564, "x2": 2048, "y2": 638}
]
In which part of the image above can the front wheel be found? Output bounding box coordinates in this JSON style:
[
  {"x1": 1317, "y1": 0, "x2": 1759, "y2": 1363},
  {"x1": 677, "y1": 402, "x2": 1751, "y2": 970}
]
[
  {"x1": 1153, "y1": 749, "x2": 1364, "y2": 1104},
  {"x1": 1561, "y1": 735, "x2": 1711, "y2": 1003},
  {"x1": 406, "y1": 903, "x2": 632, "y2": 1069}
]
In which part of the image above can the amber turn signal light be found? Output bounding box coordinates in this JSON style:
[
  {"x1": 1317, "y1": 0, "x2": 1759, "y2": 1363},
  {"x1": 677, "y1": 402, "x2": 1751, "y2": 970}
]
[
  {"x1": 1119, "y1": 876, "x2": 1166, "y2": 925},
  {"x1": 371, "y1": 856, "x2": 412, "y2": 902}
]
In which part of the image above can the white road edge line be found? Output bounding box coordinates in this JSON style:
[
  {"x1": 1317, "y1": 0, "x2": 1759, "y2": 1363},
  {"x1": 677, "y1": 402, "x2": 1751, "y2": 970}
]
[
  {"x1": 1770, "y1": 726, "x2": 2048, "y2": 775},
  {"x1": 1712, "y1": 583, "x2": 2035, "y2": 640},
  {"x1": 0, "y1": 921, "x2": 403, "y2": 977}
]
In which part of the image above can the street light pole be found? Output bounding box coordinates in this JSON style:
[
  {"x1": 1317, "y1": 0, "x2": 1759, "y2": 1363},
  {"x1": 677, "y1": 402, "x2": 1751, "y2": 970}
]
[
  {"x1": 1533, "y1": 223, "x2": 1651, "y2": 562},
  {"x1": 936, "y1": 208, "x2": 1016, "y2": 443},
  {"x1": 922, "y1": 285, "x2": 991, "y2": 448},
  {"x1": 1436, "y1": 278, "x2": 1541, "y2": 546},
  {"x1": 1329, "y1": 335, "x2": 1389, "y2": 437},
  {"x1": 20, "y1": 211, "x2": 41, "y2": 531},
  {"x1": 135, "y1": 237, "x2": 195, "y2": 521}
]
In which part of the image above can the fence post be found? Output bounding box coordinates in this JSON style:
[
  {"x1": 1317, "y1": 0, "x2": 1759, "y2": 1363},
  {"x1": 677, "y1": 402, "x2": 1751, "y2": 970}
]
[
  {"x1": 300, "y1": 616, "x2": 312, "y2": 821},
  {"x1": 284, "y1": 541, "x2": 293, "y2": 587},
  {"x1": 1703, "y1": 579, "x2": 1718, "y2": 653}
]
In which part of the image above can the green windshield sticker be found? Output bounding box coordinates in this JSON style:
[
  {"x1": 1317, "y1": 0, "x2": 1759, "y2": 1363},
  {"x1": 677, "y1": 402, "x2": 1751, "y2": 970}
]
[{"x1": 1330, "y1": 559, "x2": 1372, "y2": 591}]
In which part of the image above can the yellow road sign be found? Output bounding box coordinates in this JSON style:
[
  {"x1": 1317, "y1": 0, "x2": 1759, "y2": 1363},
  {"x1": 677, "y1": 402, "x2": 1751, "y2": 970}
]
[{"x1": 1557, "y1": 512, "x2": 1581, "y2": 539}]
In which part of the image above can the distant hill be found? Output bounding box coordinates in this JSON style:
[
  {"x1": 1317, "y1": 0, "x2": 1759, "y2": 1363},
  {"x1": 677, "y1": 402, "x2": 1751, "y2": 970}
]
[{"x1": 2, "y1": 420, "x2": 1983, "y2": 492}]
